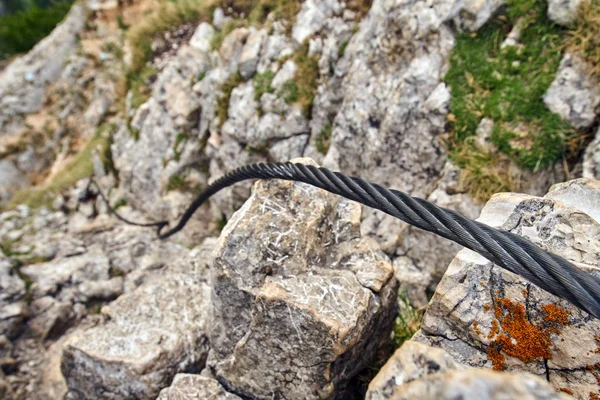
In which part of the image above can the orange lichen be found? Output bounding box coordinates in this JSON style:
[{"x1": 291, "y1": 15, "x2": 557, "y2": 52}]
[
  {"x1": 484, "y1": 298, "x2": 571, "y2": 371},
  {"x1": 472, "y1": 321, "x2": 482, "y2": 335},
  {"x1": 542, "y1": 304, "x2": 570, "y2": 329},
  {"x1": 522, "y1": 289, "x2": 528, "y2": 297},
  {"x1": 488, "y1": 319, "x2": 499, "y2": 339},
  {"x1": 484, "y1": 304, "x2": 491, "y2": 311},
  {"x1": 590, "y1": 392, "x2": 600, "y2": 400},
  {"x1": 558, "y1": 387, "x2": 574, "y2": 395}
]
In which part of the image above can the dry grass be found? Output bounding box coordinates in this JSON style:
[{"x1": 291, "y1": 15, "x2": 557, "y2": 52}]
[
  {"x1": 127, "y1": 0, "x2": 216, "y2": 73},
  {"x1": 451, "y1": 139, "x2": 517, "y2": 201},
  {"x1": 4, "y1": 127, "x2": 113, "y2": 211},
  {"x1": 565, "y1": 0, "x2": 600, "y2": 78}
]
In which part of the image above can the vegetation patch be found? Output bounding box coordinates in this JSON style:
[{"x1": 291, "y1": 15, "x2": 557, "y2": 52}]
[
  {"x1": 217, "y1": 71, "x2": 243, "y2": 126},
  {"x1": 565, "y1": 0, "x2": 600, "y2": 77},
  {"x1": 446, "y1": 0, "x2": 582, "y2": 200},
  {"x1": 0, "y1": 0, "x2": 74, "y2": 60},
  {"x1": 4, "y1": 125, "x2": 115, "y2": 211},
  {"x1": 127, "y1": 65, "x2": 158, "y2": 111},
  {"x1": 126, "y1": 0, "x2": 217, "y2": 74},
  {"x1": 253, "y1": 70, "x2": 275, "y2": 101},
  {"x1": 393, "y1": 289, "x2": 424, "y2": 348},
  {"x1": 315, "y1": 123, "x2": 332, "y2": 154},
  {"x1": 281, "y1": 42, "x2": 320, "y2": 117}
]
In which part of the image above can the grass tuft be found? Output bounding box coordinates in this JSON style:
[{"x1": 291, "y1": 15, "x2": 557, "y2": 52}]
[
  {"x1": 315, "y1": 124, "x2": 332, "y2": 154},
  {"x1": 4, "y1": 125, "x2": 114, "y2": 211},
  {"x1": 217, "y1": 71, "x2": 244, "y2": 126},
  {"x1": 393, "y1": 289, "x2": 424, "y2": 348},
  {"x1": 565, "y1": 0, "x2": 600, "y2": 78},
  {"x1": 445, "y1": 0, "x2": 585, "y2": 199}
]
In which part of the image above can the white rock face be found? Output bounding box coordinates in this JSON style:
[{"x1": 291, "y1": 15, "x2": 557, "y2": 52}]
[
  {"x1": 367, "y1": 341, "x2": 567, "y2": 400},
  {"x1": 543, "y1": 54, "x2": 600, "y2": 129},
  {"x1": 209, "y1": 158, "x2": 398, "y2": 399},
  {"x1": 292, "y1": 0, "x2": 342, "y2": 44},
  {"x1": 0, "y1": 257, "x2": 26, "y2": 339},
  {"x1": 0, "y1": 160, "x2": 26, "y2": 205},
  {"x1": 583, "y1": 126, "x2": 600, "y2": 181},
  {"x1": 0, "y1": 5, "x2": 86, "y2": 135},
  {"x1": 415, "y1": 178, "x2": 600, "y2": 398},
  {"x1": 61, "y1": 242, "x2": 215, "y2": 399},
  {"x1": 157, "y1": 374, "x2": 241, "y2": 400},
  {"x1": 547, "y1": 0, "x2": 582, "y2": 25}
]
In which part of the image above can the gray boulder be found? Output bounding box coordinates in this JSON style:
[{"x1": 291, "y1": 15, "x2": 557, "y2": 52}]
[
  {"x1": 208, "y1": 158, "x2": 398, "y2": 399},
  {"x1": 543, "y1": 54, "x2": 600, "y2": 129},
  {"x1": 583, "y1": 126, "x2": 600, "y2": 180},
  {"x1": 415, "y1": 178, "x2": 600, "y2": 398},
  {"x1": 157, "y1": 374, "x2": 241, "y2": 400}
]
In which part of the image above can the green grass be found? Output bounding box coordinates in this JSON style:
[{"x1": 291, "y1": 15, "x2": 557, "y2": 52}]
[
  {"x1": 4, "y1": 126, "x2": 113, "y2": 211},
  {"x1": 565, "y1": 0, "x2": 600, "y2": 78},
  {"x1": 393, "y1": 289, "x2": 424, "y2": 348},
  {"x1": 167, "y1": 174, "x2": 187, "y2": 191},
  {"x1": 315, "y1": 124, "x2": 332, "y2": 154},
  {"x1": 253, "y1": 70, "x2": 276, "y2": 101},
  {"x1": 127, "y1": 65, "x2": 158, "y2": 111},
  {"x1": 0, "y1": 0, "x2": 73, "y2": 60},
  {"x1": 217, "y1": 71, "x2": 243, "y2": 126},
  {"x1": 280, "y1": 42, "x2": 320, "y2": 117},
  {"x1": 446, "y1": 0, "x2": 582, "y2": 199}
]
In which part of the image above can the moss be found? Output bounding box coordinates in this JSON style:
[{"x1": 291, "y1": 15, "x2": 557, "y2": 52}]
[
  {"x1": 127, "y1": 65, "x2": 157, "y2": 110},
  {"x1": 338, "y1": 40, "x2": 349, "y2": 58},
  {"x1": 196, "y1": 71, "x2": 207, "y2": 82},
  {"x1": 393, "y1": 289, "x2": 424, "y2": 348},
  {"x1": 100, "y1": 41, "x2": 124, "y2": 60},
  {"x1": 253, "y1": 70, "x2": 275, "y2": 101},
  {"x1": 112, "y1": 198, "x2": 127, "y2": 210},
  {"x1": 167, "y1": 174, "x2": 187, "y2": 191},
  {"x1": 565, "y1": 0, "x2": 600, "y2": 78},
  {"x1": 276, "y1": 42, "x2": 320, "y2": 116},
  {"x1": 315, "y1": 124, "x2": 332, "y2": 154},
  {"x1": 279, "y1": 80, "x2": 299, "y2": 104},
  {"x1": 216, "y1": 214, "x2": 228, "y2": 231},
  {"x1": 217, "y1": 71, "x2": 243, "y2": 126},
  {"x1": 446, "y1": 0, "x2": 583, "y2": 199},
  {"x1": 117, "y1": 14, "x2": 129, "y2": 31},
  {"x1": 173, "y1": 132, "x2": 189, "y2": 161}
]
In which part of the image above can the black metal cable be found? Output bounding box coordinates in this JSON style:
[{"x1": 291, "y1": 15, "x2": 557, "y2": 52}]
[{"x1": 97, "y1": 162, "x2": 600, "y2": 318}]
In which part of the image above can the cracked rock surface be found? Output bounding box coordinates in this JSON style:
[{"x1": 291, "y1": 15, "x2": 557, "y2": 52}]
[
  {"x1": 414, "y1": 178, "x2": 600, "y2": 399},
  {"x1": 366, "y1": 340, "x2": 567, "y2": 400},
  {"x1": 208, "y1": 158, "x2": 398, "y2": 399}
]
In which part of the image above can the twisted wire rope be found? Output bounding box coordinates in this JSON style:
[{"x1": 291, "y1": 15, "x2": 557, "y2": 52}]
[{"x1": 98, "y1": 162, "x2": 600, "y2": 318}]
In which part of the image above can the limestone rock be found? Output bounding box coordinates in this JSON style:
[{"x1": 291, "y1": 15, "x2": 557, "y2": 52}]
[
  {"x1": 28, "y1": 296, "x2": 74, "y2": 339},
  {"x1": 62, "y1": 259, "x2": 213, "y2": 399},
  {"x1": 393, "y1": 161, "x2": 483, "y2": 306},
  {"x1": 209, "y1": 158, "x2": 398, "y2": 399},
  {"x1": 239, "y1": 28, "x2": 267, "y2": 79},
  {"x1": 415, "y1": 178, "x2": 600, "y2": 398},
  {"x1": 452, "y1": 0, "x2": 505, "y2": 31},
  {"x1": 0, "y1": 5, "x2": 86, "y2": 135},
  {"x1": 322, "y1": 0, "x2": 456, "y2": 257},
  {"x1": 0, "y1": 257, "x2": 26, "y2": 339},
  {"x1": 0, "y1": 160, "x2": 26, "y2": 206},
  {"x1": 367, "y1": 341, "x2": 464, "y2": 399},
  {"x1": 547, "y1": 0, "x2": 582, "y2": 25},
  {"x1": 543, "y1": 54, "x2": 600, "y2": 129},
  {"x1": 370, "y1": 369, "x2": 568, "y2": 400},
  {"x1": 190, "y1": 23, "x2": 215, "y2": 53},
  {"x1": 583, "y1": 126, "x2": 600, "y2": 180},
  {"x1": 367, "y1": 341, "x2": 565, "y2": 400},
  {"x1": 157, "y1": 374, "x2": 241, "y2": 400},
  {"x1": 292, "y1": 0, "x2": 342, "y2": 44}
]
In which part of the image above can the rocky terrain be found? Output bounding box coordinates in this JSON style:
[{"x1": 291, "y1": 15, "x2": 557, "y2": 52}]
[{"x1": 0, "y1": 0, "x2": 599, "y2": 398}]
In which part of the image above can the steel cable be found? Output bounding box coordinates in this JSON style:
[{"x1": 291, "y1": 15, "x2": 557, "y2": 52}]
[{"x1": 99, "y1": 162, "x2": 600, "y2": 318}]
